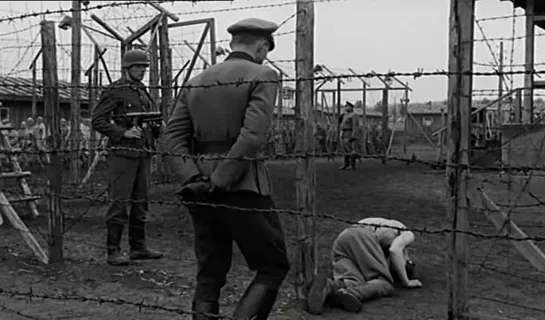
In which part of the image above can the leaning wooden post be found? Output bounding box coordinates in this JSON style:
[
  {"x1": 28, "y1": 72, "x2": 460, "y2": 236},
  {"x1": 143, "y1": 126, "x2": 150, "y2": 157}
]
[
  {"x1": 446, "y1": 0, "x2": 474, "y2": 318},
  {"x1": 41, "y1": 20, "x2": 64, "y2": 263},
  {"x1": 381, "y1": 88, "x2": 389, "y2": 154},
  {"x1": 294, "y1": 0, "x2": 316, "y2": 299},
  {"x1": 69, "y1": 0, "x2": 82, "y2": 184},
  {"x1": 91, "y1": 45, "x2": 100, "y2": 158}
]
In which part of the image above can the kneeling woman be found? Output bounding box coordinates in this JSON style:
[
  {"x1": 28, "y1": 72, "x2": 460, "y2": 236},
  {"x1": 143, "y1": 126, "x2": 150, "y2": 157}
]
[{"x1": 307, "y1": 217, "x2": 422, "y2": 314}]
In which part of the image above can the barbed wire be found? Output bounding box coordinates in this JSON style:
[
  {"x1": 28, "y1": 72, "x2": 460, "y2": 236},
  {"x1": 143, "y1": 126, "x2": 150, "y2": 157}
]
[
  {"x1": 0, "y1": 0, "x2": 228, "y2": 24},
  {"x1": 0, "y1": 287, "x2": 232, "y2": 319},
  {"x1": 4, "y1": 146, "x2": 545, "y2": 173},
  {"x1": 0, "y1": 69, "x2": 544, "y2": 92}
]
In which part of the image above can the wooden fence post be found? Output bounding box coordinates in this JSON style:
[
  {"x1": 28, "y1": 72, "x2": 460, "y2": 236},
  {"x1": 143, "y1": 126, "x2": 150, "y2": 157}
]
[
  {"x1": 446, "y1": 0, "x2": 474, "y2": 318},
  {"x1": 70, "y1": 0, "x2": 82, "y2": 185},
  {"x1": 41, "y1": 20, "x2": 64, "y2": 263},
  {"x1": 294, "y1": 0, "x2": 316, "y2": 299}
]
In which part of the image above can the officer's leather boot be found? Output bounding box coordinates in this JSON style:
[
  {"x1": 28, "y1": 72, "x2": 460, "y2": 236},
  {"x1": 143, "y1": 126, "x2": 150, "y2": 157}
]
[
  {"x1": 192, "y1": 300, "x2": 219, "y2": 320},
  {"x1": 107, "y1": 224, "x2": 129, "y2": 266},
  {"x1": 232, "y1": 281, "x2": 277, "y2": 320},
  {"x1": 307, "y1": 273, "x2": 342, "y2": 315},
  {"x1": 129, "y1": 222, "x2": 163, "y2": 260}
]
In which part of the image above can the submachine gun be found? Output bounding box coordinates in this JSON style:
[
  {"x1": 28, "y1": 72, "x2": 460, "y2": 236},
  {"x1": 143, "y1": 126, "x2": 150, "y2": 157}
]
[{"x1": 124, "y1": 111, "x2": 164, "y2": 138}]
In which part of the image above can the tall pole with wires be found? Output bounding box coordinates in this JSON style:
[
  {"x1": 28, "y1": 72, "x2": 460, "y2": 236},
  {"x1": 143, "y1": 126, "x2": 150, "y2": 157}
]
[{"x1": 294, "y1": 0, "x2": 316, "y2": 299}]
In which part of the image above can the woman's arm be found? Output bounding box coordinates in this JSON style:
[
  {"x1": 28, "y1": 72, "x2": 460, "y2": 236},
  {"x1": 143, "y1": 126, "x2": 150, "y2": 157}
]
[{"x1": 389, "y1": 231, "x2": 421, "y2": 288}]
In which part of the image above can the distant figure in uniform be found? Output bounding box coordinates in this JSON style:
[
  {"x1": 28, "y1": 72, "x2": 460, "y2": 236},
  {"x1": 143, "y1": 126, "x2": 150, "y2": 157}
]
[
  {"x1": 91, "y1": 49, "x2": 163, "y2": 266},
  {"x1": 306, "y1": 217, "x2": 422, "y2": 314},
  {"x1": 164, "y1": 18, "x2": 290, "y2": 320},
  {"x1": 339, "y1": 101, "x2": 359, "y2": 170}
]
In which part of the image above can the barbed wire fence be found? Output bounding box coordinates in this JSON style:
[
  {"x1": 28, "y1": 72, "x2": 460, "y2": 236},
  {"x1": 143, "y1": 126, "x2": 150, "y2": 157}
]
[{"x1": 0, "y1": 0, "x2": 544, "y2": 319}]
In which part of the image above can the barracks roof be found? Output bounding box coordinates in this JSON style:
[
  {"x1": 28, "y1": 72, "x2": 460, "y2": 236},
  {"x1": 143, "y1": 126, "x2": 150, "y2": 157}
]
[{"x1": 0, "y1": 76, "x2": 89, "y2": 103}]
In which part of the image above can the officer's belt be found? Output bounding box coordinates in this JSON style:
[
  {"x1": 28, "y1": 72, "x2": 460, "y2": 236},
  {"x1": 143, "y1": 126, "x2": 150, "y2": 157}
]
[
  {"x1": 341, "y1": 128, "x2": 352, "y2": 131},
  {"x1": 193, "y1": 139, "x2": 236, "y2": 154}
]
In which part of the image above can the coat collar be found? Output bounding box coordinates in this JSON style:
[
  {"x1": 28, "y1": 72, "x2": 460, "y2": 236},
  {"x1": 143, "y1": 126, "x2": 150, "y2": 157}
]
[{"x1": 226, "y1": 51, "x2": 257, "y2": 64}]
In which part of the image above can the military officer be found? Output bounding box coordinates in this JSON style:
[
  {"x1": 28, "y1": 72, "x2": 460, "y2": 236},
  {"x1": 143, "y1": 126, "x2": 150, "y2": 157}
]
[
  {"x1": 339, "y1": 101, "x2": 359, "y2": 170},
  {"x1": 164, "y1": 18, "x2": 290, "y2": 320},
  {"x1": 91, "y1": 49, "x2": 163, "y2": 266}
]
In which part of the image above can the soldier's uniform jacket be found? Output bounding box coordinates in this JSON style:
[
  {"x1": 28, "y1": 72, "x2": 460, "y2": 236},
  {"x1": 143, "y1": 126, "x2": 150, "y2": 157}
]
[
  {"x1": 91, "y1": 78, "x2": 156, "y2": 158},
  {"x1": 340, "y1": 112, "x2": 359, "y2": 140},
  {"x1": 164, "y1": 52, "x2": 278, "y2": 195}
]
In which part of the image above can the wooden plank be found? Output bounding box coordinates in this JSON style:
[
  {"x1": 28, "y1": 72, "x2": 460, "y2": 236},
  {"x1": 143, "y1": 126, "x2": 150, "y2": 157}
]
[
  {"x1": 90, "y1": 14, "x2": 124, "y2": 41},
  {"x1": 125, "y1": 14, "x2": 162, "y2": 45},
  {"x1": 8, "y1": 195, "x2": 42, "y2": 203},
  {"x1": 0, "y1": 132, "x2": 39, "y2": 217},
  {"x1": 0, "y1": 171, "x2": 31, "y2": 179},
  {"x1": 181, "y1": 23, "x2": 209, "y2": 87},
  {"x1": 446, "y1": 0, "x2": 474, "y2": 318},
  {"x1": 294, "y1": 0, "x2": 316, "y2": 299},
  {"x1": 479, "y1": 189, "x2": 545, "y2": 272},
  {"x1": 168, "y1": 18, "x2": 212, "y2": 29},
  {"x1": 0, "y1": 192, "x2": 48, "y2": 264},
  {"x1": 41, "y1": 20, "x2": 64, "y2": 263},
  {"x1": 183, "y1": 40, "x2": 210, "y2": 67}
]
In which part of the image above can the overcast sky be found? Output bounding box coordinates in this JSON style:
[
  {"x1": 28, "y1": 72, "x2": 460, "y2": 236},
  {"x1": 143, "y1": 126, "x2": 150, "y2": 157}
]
[{"x1": 0, "y1": 0, "x2": 544, "y2": 105}]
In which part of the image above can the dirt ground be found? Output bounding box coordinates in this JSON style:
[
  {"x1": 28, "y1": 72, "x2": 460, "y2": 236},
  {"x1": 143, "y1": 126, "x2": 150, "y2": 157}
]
[{"x1": 1, "y1": 145, "x2": 545, "y2": 320}]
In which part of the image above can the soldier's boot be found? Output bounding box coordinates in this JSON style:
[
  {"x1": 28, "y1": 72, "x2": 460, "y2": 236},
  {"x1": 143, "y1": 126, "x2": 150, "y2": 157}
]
[
  {"x1": 129, "y1": 222, "x2": 163, "y2": 260},
  {"x1": 107, "y1": 224, "x2": 129, "y2": 266},
  {"x1": 192, "y1": 300, "x2": 219, "y2": 320},
  {"x1": 232, "y1": 281, "x2": 278, "y2": 320},
  {"x1": 339, "y1": 156, "x2": 350, "y2": 170},
  {"x1": 349, "y1": 155, "x2": 357, "y2": 169},
  {"x1": 329, "y1": 289, "x2": 362, "y2": 313},
  {"x1": 307, "y1": 273, "x2": 341, "y2": 315}
]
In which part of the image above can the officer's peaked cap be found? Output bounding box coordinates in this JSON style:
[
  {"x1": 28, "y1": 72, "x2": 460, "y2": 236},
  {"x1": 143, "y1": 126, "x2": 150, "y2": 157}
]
[
  {"x1": 227, "y1": 18, "x2": 279, "y2": 51},
  {"x1": 122, "y1": 49, "x2": 149, "y2": 68},
  {"x1": 345, "y1": 101, "x2": 355, "y2": 108}
]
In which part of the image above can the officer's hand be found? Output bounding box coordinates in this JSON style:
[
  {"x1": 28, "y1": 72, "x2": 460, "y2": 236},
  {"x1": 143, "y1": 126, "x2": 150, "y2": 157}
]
[
  {"x1": 405, "y1": 279, "x2": 422, "y2": 288},
  {"x1": 177, "y1": 181, "x2": 213, "y2": 201},
  {"x1": 124, "y1": 127, "x2": 142, "y2": 139}
]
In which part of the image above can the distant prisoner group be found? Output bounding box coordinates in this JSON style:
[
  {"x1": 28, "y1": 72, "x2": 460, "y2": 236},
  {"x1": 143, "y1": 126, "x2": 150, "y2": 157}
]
[
  {"x1": 0, "y1": 116, "x2": 94, "y2": 169},
  {"x1": 0, "y1": 17, "x2": 419, "y2": 320}
]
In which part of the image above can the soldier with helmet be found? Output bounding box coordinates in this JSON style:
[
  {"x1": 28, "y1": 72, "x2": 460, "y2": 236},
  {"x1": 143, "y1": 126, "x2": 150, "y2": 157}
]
[
  {"x1": 339, "y1": 101, "x2": 359, "y2": 170},
  {"x1": 91, "y1": 49, "x2": 163, "y2": 266}
]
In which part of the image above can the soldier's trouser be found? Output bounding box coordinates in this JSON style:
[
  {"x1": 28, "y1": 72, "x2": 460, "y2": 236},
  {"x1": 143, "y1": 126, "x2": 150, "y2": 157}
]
[
  {"x1": 105, "y1": 155, "x2": 150, "y2": 253},
  {"x1": 331, "y1": 228, "x2": 394, "y2": 301},
  {"x1": 187, "y1": 190, "x2": 290, "y2": 303}
]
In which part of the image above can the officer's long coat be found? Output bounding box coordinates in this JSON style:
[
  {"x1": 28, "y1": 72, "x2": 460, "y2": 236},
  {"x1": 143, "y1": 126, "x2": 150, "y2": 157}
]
[{"x1": 164, "y1": 52, "x2": 278, "y2": 195}]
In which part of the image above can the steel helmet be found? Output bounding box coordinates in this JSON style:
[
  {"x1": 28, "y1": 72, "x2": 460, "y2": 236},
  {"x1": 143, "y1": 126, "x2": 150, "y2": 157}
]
[{"x1": 122, "y1": 49, "x2": 149, "y2": 68}]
